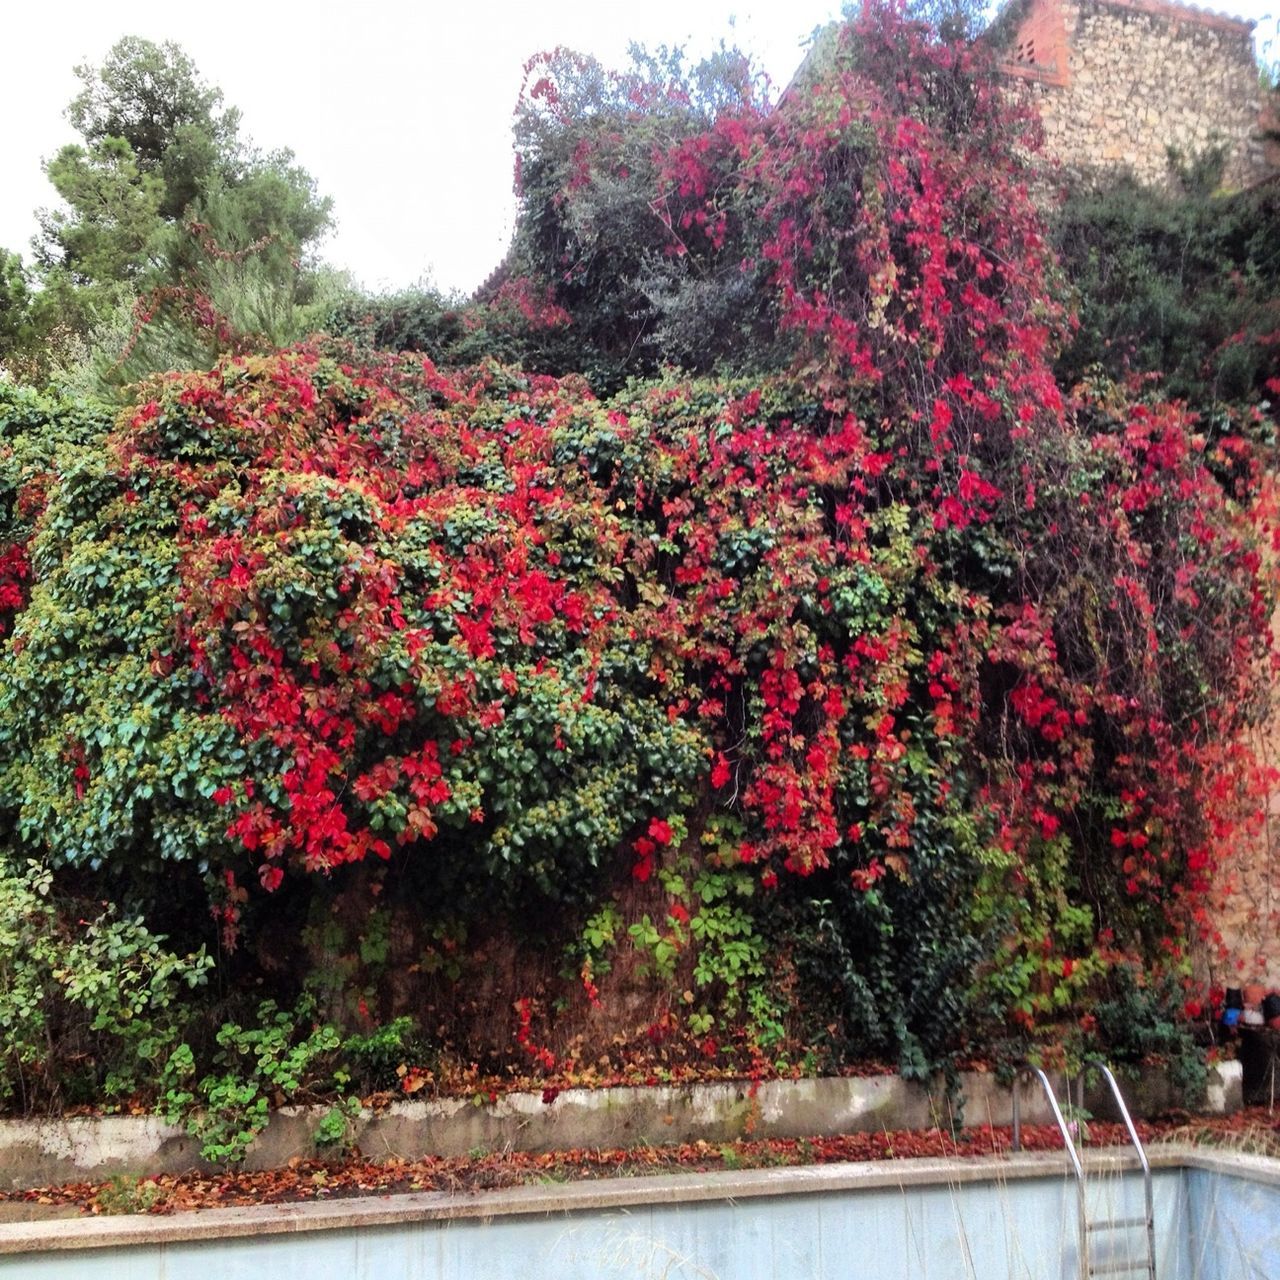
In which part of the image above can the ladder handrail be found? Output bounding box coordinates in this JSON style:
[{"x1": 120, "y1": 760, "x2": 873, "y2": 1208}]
[
  {"x1": 1019, "y1": 1065, "x2": 1086, "y2": 1179},
  {"x1": 1086, "y1": 1060, "x2": 1150, "y2": 1177},
  {"x1": 1009, "y1": 1061, "x2": 1149, "y2": 1172},
  {"x1": 1009, "y1": 1060, "x2": 1156, "y2": 1280},
  {"x1": 1021, "y1": 1066, "x2": 1089, "y2": 1278},
  {"x1": 1087, "y1": 1059, "x2": 1156, "y2": 1280}
]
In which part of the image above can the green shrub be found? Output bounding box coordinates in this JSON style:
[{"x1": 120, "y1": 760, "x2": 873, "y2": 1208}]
[
  {"x1": 161, "y1": 998, "x2": 342, "y2": 1163},
  {"x1": 1054, "y1": 167, "x2": 1280, "y2": 416},
  {"x1": 0, "y1": 857, "x2": 212, "y2": 1110},
  {"x1": 1091, "y1": 963, "x2": 1207, "y2": 1107},
  {"x1": 340, "y1": 1016, "x2": 421, "y2": 1093}
]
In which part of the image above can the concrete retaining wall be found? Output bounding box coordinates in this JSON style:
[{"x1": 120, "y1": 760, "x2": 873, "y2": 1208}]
[{"x1": 0, "y1": 1062, "x2": 1242, "y2": 1192}]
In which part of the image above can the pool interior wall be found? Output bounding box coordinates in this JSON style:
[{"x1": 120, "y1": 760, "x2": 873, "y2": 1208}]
[{"x1": 2, "y1": 1148, "x2": 1277, "y2": 1279}]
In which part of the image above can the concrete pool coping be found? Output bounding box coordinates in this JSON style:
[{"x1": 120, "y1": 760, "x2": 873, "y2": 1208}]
[{"x1": 2, "y1": 1144, "x2": 1276, "y2": 1257}]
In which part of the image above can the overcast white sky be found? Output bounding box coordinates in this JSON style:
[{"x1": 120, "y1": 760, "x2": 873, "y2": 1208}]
[{"x1": 2, "y1": 0, "x2": 1276, "y2": 297}]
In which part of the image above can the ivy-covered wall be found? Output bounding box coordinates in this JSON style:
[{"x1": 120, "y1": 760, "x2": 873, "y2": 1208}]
[{"x1": 2, "y1": 9, "x2": 1274, "y2": 1124}]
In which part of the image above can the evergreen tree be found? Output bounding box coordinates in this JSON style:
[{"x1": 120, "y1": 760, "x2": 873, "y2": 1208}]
[{"x1": 18, "y1": 37, "x2": 334, "y2": 389}]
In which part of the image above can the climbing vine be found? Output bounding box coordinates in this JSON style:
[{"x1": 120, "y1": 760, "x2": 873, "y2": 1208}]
[{"x1": 1, "y1": 6, "x2": 1276, "y2": 1087}]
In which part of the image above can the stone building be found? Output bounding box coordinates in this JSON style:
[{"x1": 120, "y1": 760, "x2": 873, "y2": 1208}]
[{"x1": 995, "y1": 0, "x2": 1273, "y2": 188}]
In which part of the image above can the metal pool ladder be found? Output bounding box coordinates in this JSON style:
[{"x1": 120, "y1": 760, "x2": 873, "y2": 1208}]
[{"x1": 1011, "y1": 1061, "x2": 1156, "y2": 1280}]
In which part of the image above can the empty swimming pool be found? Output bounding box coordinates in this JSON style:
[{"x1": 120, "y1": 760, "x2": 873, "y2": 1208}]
[{"x1": 2, "y1": 1146, "x2": 1277, "y2": 1279}]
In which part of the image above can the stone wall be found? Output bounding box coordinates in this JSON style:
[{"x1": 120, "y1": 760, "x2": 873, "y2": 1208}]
[
  {"x1": 1209, "y1": 668, "x2": 1280, "y2": 992},
  {"x1": 1003, "y1": 0, "x2": 1271, "y2": 188}
]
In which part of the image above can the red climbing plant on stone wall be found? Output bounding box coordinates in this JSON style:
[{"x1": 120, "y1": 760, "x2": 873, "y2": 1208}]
[{"x1": 1, "y1": 5, "x2": 1275, "y2": 1076}]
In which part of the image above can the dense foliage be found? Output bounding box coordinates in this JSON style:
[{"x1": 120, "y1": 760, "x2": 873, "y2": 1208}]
[
  {"x1": 1054, "y1": 162, "x2": 1280, "y2": 415},
  {"x1": 0, "y1": 38, "x2": 335, "y2": 392},
  {"x1": 1, "y1": 8, "x2": 1276, "y2": 1127}
]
